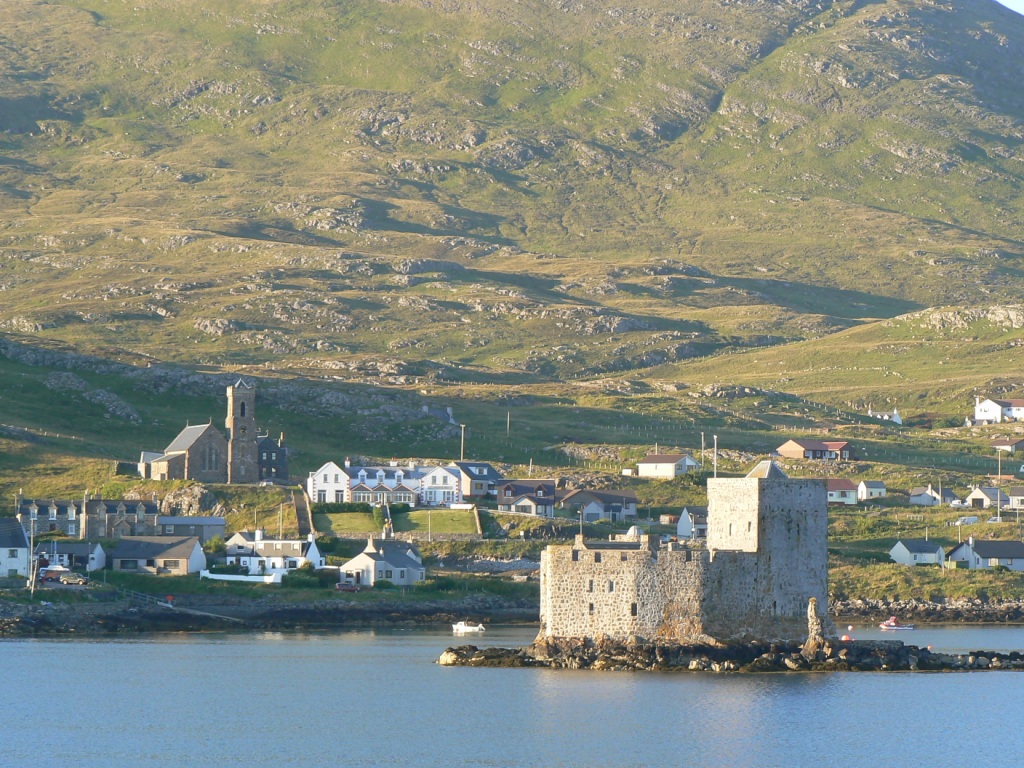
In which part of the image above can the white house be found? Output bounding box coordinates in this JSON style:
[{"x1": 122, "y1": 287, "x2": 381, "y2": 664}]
[
  {"x1": 307, "y1": 459, "x2": 421, "y2": 506},
  {"x1": 826, "y1": 479, "x2": 859, "y2": 506},
  {"x1": 857, "y1": 480, "x2": 887, "y2": 502},
  {"x1": 991, "y1": 438, "x2": 1024, "y2": 454},
  {"x1": 889, "y1": 539, "x2": 944, "y2": 566},
  {"x1": 0, "y1": 518, "x2": 30, "y2": 578},
  {"x1": 676, "y1": 506, "x2": 708, "y2": 539},
  {"x1": 963, "y1": 486, "x2": 1010, "y2": 510},
  {"x1": 33, "y1": 541, "x2": 106, "y2": 572},
  {"x1": 224, "y1": 530, "x2": 324, "y2": 575},
  {"x1": 868, "y1": 407, "x2": 902, "y2": 426},
  {"x1": 339, "y1": 537, "x2": 426, "y2": 587},
  {"x1": 635, "y1": 453, "x2": 700, "y2": 479},
  {"x1": 946, "y1": 537, "x2": 1024, "y2": 571},
  {"x1": 1006, "y1": 486, "x2": 1024, "y2": 512},
  {"x1": 908, "y1": 484, "x2": 958, "y2": 507},
  {"x1": 419, "y1": 466, "x2": 463, "y2": 506},
  {"x1": 974, "y1": 397, "x2": 1024, "y2": 425}
]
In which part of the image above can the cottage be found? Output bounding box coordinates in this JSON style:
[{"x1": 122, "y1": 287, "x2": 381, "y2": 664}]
[
  {"x1": 339, "y1": 538, "x2": 426, "y2": 587},
  {"x1": 676, "y1": 505, "x2": 708, "y2": 539},
  {"x1": 0, "y1": 518, "x2": 30, "y2": 578},
  {"x1": 33, "y1": 541, "x2": 106, "y2": 572},
  {"x1": 109, "y1": 536, "x2": 206, "y2": 575},
  {"x1": 224, "y1": 530, "x2": 323, "y2": 575},
  {"x1": 1006, "y1": 486, "x2": 1024, "y2": 513},
  {"x1": 867, "y1": 407, "x2": 902, "y2": 425},
  {"x1": 634, "y1": 453, "x2": 699, "y2": 479},
  {"x1": 908, "y1": 484, "x2": 958, "y2": 507},
  {"x1": 963, "y1": 486, "x2": 1010, "y2": 510},
  {"x1": 307, "y1": 459, "x2": 422, "y2": 506},
  {"x1": 16, "y1": 495, "x2": 161, "y2": 540},
  {"x1": 825, "y1": 479, "x2": 858, "y2": 506},
  {"x1": 857, "y1": 480, "x2": 887, "y2": 502},
  {"x1": 889, "y1": 539, "x2": 944, "y2": 566},
  {"x1": 775, "y1": 439, "x2": 853, "y2": 461},
  {"x1": 946, "y1": 537, "x2": 1024, "y2": 571},
  {"x1": 419, "y1": 465, "x2": 463, "y2": 507},
  {"x1": 496, "y1": 480, "x2": 557, "y2": 517},
  {"x1": 558, "y1": 489, "x2": 638, "y2": 523}
]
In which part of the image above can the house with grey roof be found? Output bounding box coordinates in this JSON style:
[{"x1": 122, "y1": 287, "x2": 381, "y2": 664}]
[
  {"x1": 157, "y1": 515, "x2": 226, "y2": 544},
  {"x1": 889, "y1": 539, "x2": 944, "y2": 566},
  {"x1": 634, "y1": 453, "x2": 699, "y2": 479},
  {"x1": 109, "y1": 536, "x2": 206, "y2": 575},
  {"x1": 16, "y1": 495, "x2": 161, "y2": 540},
  {"x1": 33, "y1": 541, "x2": 106, "y2": 572},
  {"x1": 857, "y1": 480, "x2": 887, "y2": 502},
  {"x1": 947, "y1": 538, "x2": 1024, "y2": 571},
  {"x1": 908, "y1": 484, "x2": 958, "y2": 507},
  {"x1": 558, "y1": 488, "x2": 638, "y2": 523},
  {"x1": 224, "y1": 530, "x2": 324, "y2": 575},
  {"x1": 496, "y1": 480, "x2": 557, "y2": 517},
  {"x1": 450, "y1": 461, "x2": 503, "y2": 499},
  {"x1": 339, "y1": 537, "x2": 426, "y2": 587},
  {"x1": 1006, "y1": 486, "x2": 1024, "y2": 513},
  {"x1": 0, "y1": 518, "x2": 30, "y2": 578},
  {"x1": 676, "y1": 505, "x2": 708, "y2": 539},
  {"x1": 964, "y1": 486, "x2": 1010, "y2": 510}
]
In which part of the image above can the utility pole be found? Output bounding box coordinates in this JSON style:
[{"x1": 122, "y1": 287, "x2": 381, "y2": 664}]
[
  {"x1": 459, "y1": 424, "x2": 466, "y2": 462},
  {"x1": 713, "y1": 435, "x2": 718, "y2": 478}
]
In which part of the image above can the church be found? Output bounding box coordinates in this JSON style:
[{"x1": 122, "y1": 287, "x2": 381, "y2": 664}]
[{"x1": 138, "y1": 380, "x2": 288, "y2": 484}]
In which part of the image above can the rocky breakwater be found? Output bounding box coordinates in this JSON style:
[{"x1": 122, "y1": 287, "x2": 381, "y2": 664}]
[
  {"x1": 438, "y1": 636, "x2": 1024, "y2": 673},
  {"x1": 832, "y1": 597, "x2": 1024, "y2": 624}
]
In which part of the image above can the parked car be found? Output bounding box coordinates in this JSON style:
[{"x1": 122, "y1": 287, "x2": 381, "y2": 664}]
[
  {"x1": 59, "y1": 572, "x2": 89, "y2": 585},
  {"x1": 39, "y1": 566, "x2": 70, "y2": 583},
  {"x1": 335, "y1": 582, "x2": 360, "y2": 592},
  {"x1": 954, "y1": 516, "x2": 979, "y2": 526}
]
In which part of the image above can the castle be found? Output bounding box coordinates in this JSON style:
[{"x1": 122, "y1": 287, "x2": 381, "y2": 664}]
[
  {"x1": 537, "y1": 461, "x2": 835, "y2": 645},
  {"x1": 138, "y1": 380, "x2": 288, "y2": 484}
]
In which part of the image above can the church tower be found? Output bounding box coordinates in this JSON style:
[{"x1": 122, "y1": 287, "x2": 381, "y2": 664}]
[{"x1": 226, "y1": 380, "x2": 258, "y2": 484}]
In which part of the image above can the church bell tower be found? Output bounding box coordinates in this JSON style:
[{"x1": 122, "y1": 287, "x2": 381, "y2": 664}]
[{"x1": 226, "y1": 380, "x2": 258, "y2": 484}]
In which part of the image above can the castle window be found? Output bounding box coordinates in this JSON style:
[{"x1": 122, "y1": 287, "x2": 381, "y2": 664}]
[
  {"x1": 608, "y1": 581, "x2": 614, "y2": 593},
  {"x1": 589, "y1": 603, "x2": 594, "y2": 615},
  {"x1": 631, "y1": 603, "x2": 638, "y2": 617},
  {"x1": 729, "y1": 523, "x2": 733, "y2": 536},
  {"x1": 594, "y1": 552, "x2": 602, "y2": 563},
  {"x1": 588, "y1": 579, "x2": 593, "y2": 592},
  {"x1": 240, "y1": 402, "x2": 246, "y2": 417},
  {"x1": 621, "y1": 553, "x2": 627, "y2": 561},
  {"x1": 748, "y1": 521, "x2": 752, "y2": 533},
  {"x1": 572, "y1": 550, "x2": 578, "y2": 562}
]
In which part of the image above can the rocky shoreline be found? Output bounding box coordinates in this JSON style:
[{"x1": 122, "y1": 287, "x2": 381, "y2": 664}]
[
  {"x1": 830, "y1": 597, "x2": 1024, "y2": 624},
  {"x1": 439, "y1": 637, "x2": 1024, "y2": 673}
]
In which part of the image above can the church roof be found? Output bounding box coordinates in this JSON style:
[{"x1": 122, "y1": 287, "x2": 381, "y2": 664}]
[{"x1": 164, "y1": 423, "x2": 218, "y2": 454}]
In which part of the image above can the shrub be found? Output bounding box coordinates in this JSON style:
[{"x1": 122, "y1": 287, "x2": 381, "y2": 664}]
[
  {"x1": 311, "y1": 502, "x2": 373, "y2": 515},
  {"x1": 373, "y1": 579, "x2": 396, "y2": 590},
  {"x1": 372, "y1": 505, "x2": 387, "y2": 531}
]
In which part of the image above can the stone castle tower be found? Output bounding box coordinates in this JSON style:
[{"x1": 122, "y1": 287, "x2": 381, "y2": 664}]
[
  {"x1": 226, "y1": 380, "x2": 259, "y2": 484},
  {"x1": 537, "y1": 461, "x2": 834, "y2": 645}
]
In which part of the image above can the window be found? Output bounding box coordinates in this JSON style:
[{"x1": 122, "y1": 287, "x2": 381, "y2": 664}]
[
  {"x1": 49, "y1": 507, "x2": 57, "y2": 520},
  {"x1": 608, "y1": 581, "x2": 614, "y2": 593},
  {"x1": 30, "y1": 509, "x2": 37, "y2": 520},
  {"x1": 261, "y1": 452, "x2": 267, "y2": 460},
  {"x1": 7, "y1": 549, "x2": 17, "y2": 558},
  {"x1": 385, "y1": 570, "x2": 393, "y2": 579},
  {"x1": 572, "y1": 550, "x2": 579, "y2": 562},
  {"x1": 287, "y1": 560, "x2": 297, "y2": 569},
  {"x1": 620, "y1": 553, "x2": 628, "y2": 562},
  {"x1": 377, "y1": 570, "x2": 384, "y2": 578},
  {"x1": 594, "y1": 552, "x2": 602, "y2": 563},
  {"x1": 588, "y1": 579, "x2": 593, "y2": 592},
  {"x1": 399, "y1": 570, "x2": 406, "y2": 579},
  {"x1": 317, "y1": 491, "x2": 327, "y2": 503},
  {"x1": 68, "y1": 508, "x2": 76, "y2": 521},
  {"x1": 67, "y1": 523, "x2": 76, "y2": 536},
  {"x1": 165, "y1": 525, "x2": 174, "y2": 534},
  {"x1": 120, "y1": 560, "x2": 138, "y2": 570},
  {"x1": 163, "y1": 560, "x2": 180, "y2": 569},
  {"x1": 589, "y1": 603, "x2": 594, "y2": 615},
  {"x1": 631, "y1": 603, "x2": 638, "y2": 617}
]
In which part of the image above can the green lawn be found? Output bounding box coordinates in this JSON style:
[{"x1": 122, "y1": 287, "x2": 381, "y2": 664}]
[{"x1": 313, "y1": 508, "x2": 478, "y2": 537}]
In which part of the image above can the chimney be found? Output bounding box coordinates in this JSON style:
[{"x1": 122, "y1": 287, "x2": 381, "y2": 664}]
[
  {"x1": 344, "y1": 457, "x2": 351, "y2": 469},
  {"x1": 254, "y1": 528, "x2": 263, "y2": 542},
  {"x1": 969, "y1": 535, "x2": 974, "y2": 549},
  {"x1": 409, "y1": 460, "x2": 415, "y2": 470}
]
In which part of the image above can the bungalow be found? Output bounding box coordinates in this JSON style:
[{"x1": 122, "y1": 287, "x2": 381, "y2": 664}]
[
  {"x1": 908, "y1": 484, "x2": 958, "y2": 507},
  {"x1": 974, "y1": 397, "x2": 1024, "y2": 425},
  {"x1": 224, "y1": 530, "x2": 324, "y2": 575},
  {"x1": 889, "y1": 539, "x2": 945, "y2": 566},
  {"x1": 676, "y1": 506, "x2": 708, "y2": 539},
  {"x1": 826, "y1": 479, "x2": 859, "y2": 506},
  {"x1": 449, "y1": 461, "x2": 503, "y2": 499},
  {"x1": 946, "y1": 537, "x2": 1024, "y2": 571},
  {"x1": 857, "y1": 480, "x2": 887, "y2": 502},
  {"x1": 991, "y1": 438, "x2": 1024, "y2": 454},
  {"x1": 0, "y1": 518, "x2": 30, "y2": 578},
  {"x1": 1006, "y1": 486, "x2": 1024, "y2": 512},
  {"x1": 496, "y1": 480, "x2": 557, "y2": 517},
  {"x1": 634, "y1": 453, "x2": 700, "y2": 479},
  {"x1": 109, "y1": 536, "x2": 206, "y2": 575},
  {"x1": 339, "y1": 537, "x2": 426, "y2": 587},
  {"x1": 33, "y1": 542, "x2": 106, "y2": 572},
  {"x1": 775, "y1": 439, "x2": 853, "y2": 461},
  {"x1": 964, "y1": 486, "x2": 1010, "y2": 510},
  {"x1": 558, "y1": 489, "x2": 638, "y2": 523}
]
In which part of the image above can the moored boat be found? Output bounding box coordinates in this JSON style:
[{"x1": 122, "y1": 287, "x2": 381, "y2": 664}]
[
  {"x1": 452, "y1": 621, "x2": 486, "y2": 633},
  {"x1": 879, "y1": 616, "x2": 915, "y2": 631}
]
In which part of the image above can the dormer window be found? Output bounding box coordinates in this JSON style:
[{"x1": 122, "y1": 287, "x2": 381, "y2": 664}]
[
  {"x1": 68, "y1": 506, "x2": 77, "y2": 521},
  {"x1": 49, "y1": 506, "x2": 57, "y2": 520},
  {"x1": 537, "y1": 489, "x2": 545, "y2": 497}
]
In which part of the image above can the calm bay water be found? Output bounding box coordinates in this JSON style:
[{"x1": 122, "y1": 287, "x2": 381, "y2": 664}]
[{"x1": 5, "y1": 624, "x2": 1024, "y2": 768}]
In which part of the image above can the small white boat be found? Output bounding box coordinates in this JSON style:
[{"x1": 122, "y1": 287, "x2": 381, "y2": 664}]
[
  {"x1": 452, "y1": 621, "x2": 486, "y2": 633},
  {"x1": 879, "y1": 616, "x2": 915, "y2": 631}
]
